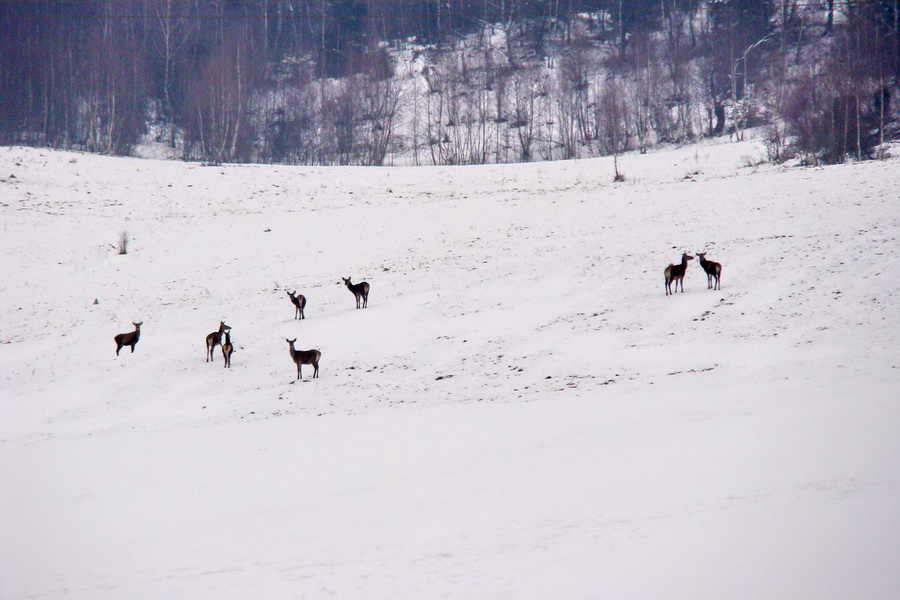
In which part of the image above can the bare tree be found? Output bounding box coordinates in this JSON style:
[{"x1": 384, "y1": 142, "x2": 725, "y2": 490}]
[
  {"x1": 596, "y1": 77, "x2": 631, "y2": 180},
  {"x1": 510, "y1": 68, "x2": 543, "y2": 162},
  {"x1": 148, "y1": 0, "x2": 197, "y2": 147},
  {"x1": 78, "y1": 8, "x2": 148, "y2": 155},
  {"x1": 359, "y1": 76, "x2": 400, "y2": 165},
  {"x1": 183, "y1": 28, "x2": 259, "y2": 163}
]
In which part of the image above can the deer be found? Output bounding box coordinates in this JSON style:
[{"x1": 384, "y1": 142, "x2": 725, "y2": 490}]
[
  {"x1": 342, "y1": 277, "x2": 370, "y2": 309},
  {"x1": 697, "y1": 252, "x2": 722, "y2": 290},
  {"x1": 222, "y1": 331, "x2": 234, "y2": 368},
  {"x1": 114, "y1": 321, "x2": 142, "y2": 355},
  {"x1": 664, "y1": 253, "x2": 694, "y2": 296},
  {"x1": 206, "y1": 321, "x2": 231, "y2": 362},
  {"x1": 286, "y1": 338, "x2": 320, "y2": 379},
  {"x1": 287, "y1": 290, "x2": 307, "y2": 319}
]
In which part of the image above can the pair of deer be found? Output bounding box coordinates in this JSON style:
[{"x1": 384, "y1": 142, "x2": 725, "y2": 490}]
[
  {"x1": 286, "y1": 277, "x2": 370, "y2": 320},
  {"x1": 206, "y1": 321, "x2": 234, "y2": 368},
  {"x1": 664, "y1": 252, "x2": 722, "y2": 296},
  {"x1": 285, "y1": 292, "x2": 320, "y2": 378}
]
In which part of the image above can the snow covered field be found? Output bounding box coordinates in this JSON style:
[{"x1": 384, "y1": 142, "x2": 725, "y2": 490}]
[{"x1": 1, "y1": 139, "x2": 899, "y2": 599}]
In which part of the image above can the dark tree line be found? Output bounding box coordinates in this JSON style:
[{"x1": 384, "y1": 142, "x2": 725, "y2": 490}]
[{"x1": 0, "y1": 0, "x2": 897, "y2": 165}]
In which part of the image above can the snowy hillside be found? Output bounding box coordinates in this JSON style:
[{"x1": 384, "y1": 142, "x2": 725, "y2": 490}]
[{"x1": 1, "y1": 139, "x2": 899, "y2": 600}]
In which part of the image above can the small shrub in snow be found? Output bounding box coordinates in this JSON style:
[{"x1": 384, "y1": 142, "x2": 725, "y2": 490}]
[{"x1": 117, "y1": 230, "x2": 129, "y2": 255}]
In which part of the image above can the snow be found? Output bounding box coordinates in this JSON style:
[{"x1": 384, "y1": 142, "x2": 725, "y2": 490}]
[{"x1": 1, "y1": 138, "x2": 899, "y2": 599}]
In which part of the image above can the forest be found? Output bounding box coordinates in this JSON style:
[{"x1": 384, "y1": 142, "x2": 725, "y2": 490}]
[{"x1": 0, "y1": 0, "x2": 897, "y2": 166}]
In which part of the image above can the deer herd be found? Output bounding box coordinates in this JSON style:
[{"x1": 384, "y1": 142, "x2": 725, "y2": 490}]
[
  {"x1": 114, "y1": 251, "x2": 723, "y2": 378},
  {"x1": 114, "y1": 276, "x2": 370, "y2": 378}
]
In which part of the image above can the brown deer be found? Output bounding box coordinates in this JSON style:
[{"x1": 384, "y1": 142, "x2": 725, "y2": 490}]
[
  {"x1": 222, "y1": 331, "x2": 234, "y2": 368},
  {"x1": 342, "y1": 277, "x2": 369, "y2": 309},
  {"x1": 287, "y1": 290, "x2": 307, "y2": 319},
  {"x1": 664, "y1": 253, "x2": 694, "y2": 296},
  {"x1": 286, "y1": 338, "x2": 321, "y2": 379},
  {"x1": 114, "y1": 321, "x2": 142, "y2": 355},
  {"x1": 697, "y1": 252, "x2": 722, "y2": 290},
  {"x1": 206, "y1": 321, "x2": 231, "y2": 362}
]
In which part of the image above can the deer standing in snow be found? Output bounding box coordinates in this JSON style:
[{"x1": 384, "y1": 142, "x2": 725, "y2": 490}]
[
  {"x1": 114, "y1": 321, "x2": 142, "y2": 355},
  {"x1": 287, "y1": 290, "x2": 307, "y2": 319},
  {"x1": 664, "y1": 253, "x2": 694, "y2": 296},
  {"x1": 206, "y1": 321, "x2": 231, "y2": 362},
  {"x1": 222, "y1": 331, "x2": 234, "y2": 368},
  {"x1": 342, "y1": 277, "x2": 369, "y2": 309},
  {"x1": 697, "y1": 252, "x2": 722, "y2": 290},
  {"x1": 286, "y1": 338, "x2": 320, "y2": 379}
]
